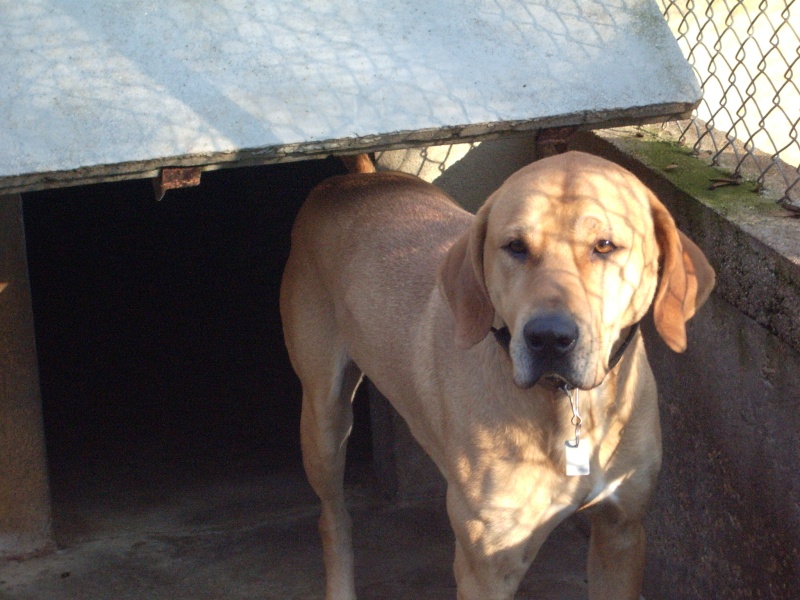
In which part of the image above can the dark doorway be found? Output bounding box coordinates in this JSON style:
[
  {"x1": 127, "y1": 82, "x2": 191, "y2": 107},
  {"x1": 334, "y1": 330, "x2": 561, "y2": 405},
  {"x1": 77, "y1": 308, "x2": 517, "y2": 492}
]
[{"x1": 23, "y1": 157, "x2": 372, "y2": 540}]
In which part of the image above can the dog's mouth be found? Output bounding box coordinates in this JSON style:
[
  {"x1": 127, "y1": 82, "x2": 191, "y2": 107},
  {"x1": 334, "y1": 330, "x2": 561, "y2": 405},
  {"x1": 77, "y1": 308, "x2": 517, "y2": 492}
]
[
  {"x1": 510, "y1": 355, "x2": 585, "y2": 390},
  {"x1": 509, "y1": 338, "x2": 601, "y2": 391},
  {"x1": 516, "y1": 370, "x2": 583, "y2": 391},
  {"x1": 542, "y1": 373, "x2": 578, "y2": 390}
]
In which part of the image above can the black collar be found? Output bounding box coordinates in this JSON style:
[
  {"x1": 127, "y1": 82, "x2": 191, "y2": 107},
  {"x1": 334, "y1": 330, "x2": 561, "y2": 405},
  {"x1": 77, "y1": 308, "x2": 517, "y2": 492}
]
[
  {"x1": 607, "y1": 322, "x2": 640, "y2": 371},
  {"x1": 490, "y1": 322, "x2": 640, "y2": 372},
  {"x1": 490, "y1": 325, "x2": 512, "y2": 352}
]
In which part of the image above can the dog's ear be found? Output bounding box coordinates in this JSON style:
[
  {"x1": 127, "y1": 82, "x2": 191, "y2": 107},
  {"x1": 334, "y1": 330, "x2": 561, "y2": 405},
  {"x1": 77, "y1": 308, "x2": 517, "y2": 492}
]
[
  {"x1": 438, "y1": 205, "x2": 495, "y2": 349},
  {"x1": 650, "y1": 195, "x2": 715, "y2": 352}
]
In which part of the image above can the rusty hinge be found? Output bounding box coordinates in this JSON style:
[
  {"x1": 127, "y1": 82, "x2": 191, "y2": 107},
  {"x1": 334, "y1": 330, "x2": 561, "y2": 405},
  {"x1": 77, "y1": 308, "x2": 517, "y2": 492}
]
[{"x1": 153, "y1": 166, "x2": 203, "y2": 201}]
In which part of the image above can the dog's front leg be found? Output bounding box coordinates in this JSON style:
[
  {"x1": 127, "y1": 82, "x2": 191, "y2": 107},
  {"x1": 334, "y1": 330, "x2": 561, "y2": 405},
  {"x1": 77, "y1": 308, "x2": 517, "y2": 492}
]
[
  {"x1": 448, "y1": 489, "x2": 551, "y2": 600},
  {"x1": 452, "y1": 537, "x2": 532, "y2": 600},
  {"x1": 586, "y1": 507, "x2": 647, "y2": 600}
]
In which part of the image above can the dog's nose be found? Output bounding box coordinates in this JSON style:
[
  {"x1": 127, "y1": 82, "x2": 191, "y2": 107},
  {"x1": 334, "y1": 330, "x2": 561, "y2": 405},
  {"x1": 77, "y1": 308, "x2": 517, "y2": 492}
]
[{"x1": 524, "y1": 313, "x2": 579, "y2": 357}]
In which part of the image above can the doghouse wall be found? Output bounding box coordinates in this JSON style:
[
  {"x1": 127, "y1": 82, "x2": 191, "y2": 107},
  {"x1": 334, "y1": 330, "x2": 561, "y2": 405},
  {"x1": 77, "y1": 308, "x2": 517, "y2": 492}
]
[{"x1": 22, "y1": 157, "x2": 375, "y2": 525}]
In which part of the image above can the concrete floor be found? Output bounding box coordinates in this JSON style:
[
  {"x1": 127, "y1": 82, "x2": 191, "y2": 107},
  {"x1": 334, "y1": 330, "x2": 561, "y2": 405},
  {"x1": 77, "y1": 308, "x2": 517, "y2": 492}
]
[{"x1": 0, "y1": 453, "x2": 591, "y2": 600}]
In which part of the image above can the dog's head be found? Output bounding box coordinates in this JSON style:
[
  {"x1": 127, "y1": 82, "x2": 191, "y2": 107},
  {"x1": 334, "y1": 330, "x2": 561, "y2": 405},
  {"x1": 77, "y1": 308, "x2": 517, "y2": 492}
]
[{"x1": 438, "y1": 151, "x2": 715, "y2": 390}]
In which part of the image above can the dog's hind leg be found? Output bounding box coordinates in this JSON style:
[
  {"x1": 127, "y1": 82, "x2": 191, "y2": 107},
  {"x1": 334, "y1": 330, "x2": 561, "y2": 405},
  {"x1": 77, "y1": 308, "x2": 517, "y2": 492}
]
[
  {"x1": 300, "y1": 356, "x2": 362, "y2": 600},
  {"x1": 281, "y1": 272, "x2": 362, "y2": 600}
]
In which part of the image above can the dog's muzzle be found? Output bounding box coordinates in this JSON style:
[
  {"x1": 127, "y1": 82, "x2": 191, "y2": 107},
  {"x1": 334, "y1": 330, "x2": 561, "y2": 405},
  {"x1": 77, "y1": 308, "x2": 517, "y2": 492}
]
[
  {"x1": 492, "y1": 313, "x2": 639, "y2": 390},
  {"x1": 521, "y1": 311, "x2": 580, "y2": 387},
  {"x1": 492, "y1": 311, "x2": 581, "y2": 388}
]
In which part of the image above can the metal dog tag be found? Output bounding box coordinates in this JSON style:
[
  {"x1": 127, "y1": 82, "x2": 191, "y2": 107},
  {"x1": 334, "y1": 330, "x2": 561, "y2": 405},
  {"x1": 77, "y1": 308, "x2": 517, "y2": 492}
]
[{"x1": 565, "y1": 440, "x2": 591, "y2": 476}]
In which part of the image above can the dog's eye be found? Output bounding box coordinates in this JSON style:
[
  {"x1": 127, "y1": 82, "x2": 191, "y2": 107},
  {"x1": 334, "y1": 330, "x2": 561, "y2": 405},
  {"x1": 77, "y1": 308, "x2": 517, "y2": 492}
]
[
  {"x1": 504, "y1": 239, "x2": 528, "y2": 258},
  {"x1": 593, "y1": 239, "x2": 617, "y2": 255}
]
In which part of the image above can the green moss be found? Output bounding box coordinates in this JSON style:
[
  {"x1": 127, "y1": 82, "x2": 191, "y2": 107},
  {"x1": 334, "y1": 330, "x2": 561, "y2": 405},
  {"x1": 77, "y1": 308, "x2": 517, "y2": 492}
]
[{"x1": 609, "y1": 132, "x2": 781, "y2": 218}]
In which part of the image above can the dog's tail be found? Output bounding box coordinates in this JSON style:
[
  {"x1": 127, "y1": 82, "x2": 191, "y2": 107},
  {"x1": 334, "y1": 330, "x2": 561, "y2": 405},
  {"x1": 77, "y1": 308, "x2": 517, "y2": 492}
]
[{"x1": 340, "y1": 153, "x2": 376, "y2": 174}]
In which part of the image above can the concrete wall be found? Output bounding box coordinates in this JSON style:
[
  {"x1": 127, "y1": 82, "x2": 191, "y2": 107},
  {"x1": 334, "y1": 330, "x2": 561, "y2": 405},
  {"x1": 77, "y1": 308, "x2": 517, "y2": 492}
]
[{"x1": 640, "y1": 294, "x2": 799, "y2": 599}]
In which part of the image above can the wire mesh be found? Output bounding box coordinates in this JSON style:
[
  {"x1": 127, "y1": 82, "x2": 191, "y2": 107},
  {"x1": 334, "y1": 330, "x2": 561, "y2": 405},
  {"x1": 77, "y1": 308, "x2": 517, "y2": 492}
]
[{"x1": 657, "y1": 0, "x2": 800, "y2": 209}]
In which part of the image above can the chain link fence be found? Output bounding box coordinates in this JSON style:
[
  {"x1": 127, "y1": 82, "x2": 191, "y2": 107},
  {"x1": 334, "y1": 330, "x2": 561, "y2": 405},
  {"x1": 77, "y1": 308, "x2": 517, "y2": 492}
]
[{"x1": 657, "y1": 0, "x2": 800, "y2": 210}]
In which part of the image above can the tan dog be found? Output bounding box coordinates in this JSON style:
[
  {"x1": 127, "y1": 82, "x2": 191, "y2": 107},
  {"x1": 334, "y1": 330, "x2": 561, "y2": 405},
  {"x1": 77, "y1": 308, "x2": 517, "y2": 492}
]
[{"x1": 280, "y1": 151, "x2": 714, "y2": 599}]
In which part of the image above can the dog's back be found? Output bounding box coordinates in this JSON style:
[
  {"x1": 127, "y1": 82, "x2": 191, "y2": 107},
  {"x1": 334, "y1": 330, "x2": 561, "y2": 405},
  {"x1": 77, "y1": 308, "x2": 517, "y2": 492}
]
[
  {"x1": 280, "y1": 165, "x2": 474, "y2": 411},
  {"x1": 284, "y1": 170, "x2": 468, "y2": 348}
]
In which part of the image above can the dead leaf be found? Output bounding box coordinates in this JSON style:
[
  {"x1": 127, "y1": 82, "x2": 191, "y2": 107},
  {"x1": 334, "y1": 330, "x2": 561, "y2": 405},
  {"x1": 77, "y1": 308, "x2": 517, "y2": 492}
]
[{"x1": 708, "y1": 176, "x2": 742, "y2": 190}]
